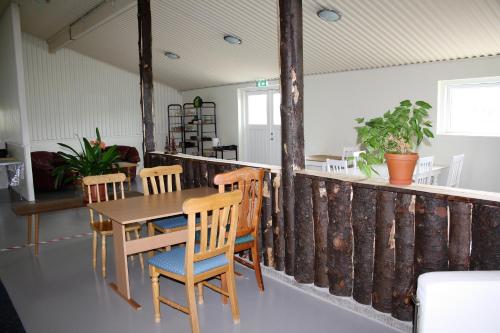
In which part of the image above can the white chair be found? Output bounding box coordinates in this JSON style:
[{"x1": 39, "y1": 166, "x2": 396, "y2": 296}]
[
  {"x1": 415, "y1": 156, "x2": 434, "y2": 185},
  {"x1": 446, "y1": 154, "x2": 465, "y2": 187},
  {"x1": 352, "y1": 150, "x2": 365, "y2": 173},
  {"x1": 326, "y1": 159, "x2": 348, "y2": 174},
  {"x1": 341, "y1": 146, "x2": 358, "y2": 161}
]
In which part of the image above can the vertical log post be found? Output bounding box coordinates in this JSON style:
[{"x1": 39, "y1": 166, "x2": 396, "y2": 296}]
[
  {"x1": 414, "y1": 196, "x2": 449, "y2": 279},
  {"x1": 261, "y1": 172, "x2": 274, "y2": 267},
  {"x1": 272, "y1": 172, "x2": 285, "y2": 271},
  {"x1": 207, "y1": 164, "x2": 215, "y2": 187},
  {"x1": 312, "y1": 179, "x2": 329, "y2": 287},
  {"x1": 192, "y1": 160, "x2": 201, "y2": 188},
  {"x1": 199, "y1": 161, "x2": 208, "y2": 187},
  {"x1": 279, "y1": 0, "x2": 305, "y2": 275},
  {"x1": 392, "y1": 194, "x2": 416, "y2": 321},
  {"x1": 184, "y1": 159, "x2": 194, "y2": 189},
  {"x1": 471, "y1": 204, "x2": 500, "y2": 270},
  {"x1": 372, "y1": 191, "x2": 397, "y2": 313},
  {"x1": 351, "y1": 186, "x2": 377, "y2": 304},
  {"x1": 449, "y1": 201, "x2": 472, "y2": 271},
  {"x1": 137, "y1": 0, "x2": 155, "y2": 155},
  {"x1": 294, "y1": 175, "x2": 314, "y2": 283},
  {"x1": 327, "y1": 181, "x2": 353, "y2": 296}
]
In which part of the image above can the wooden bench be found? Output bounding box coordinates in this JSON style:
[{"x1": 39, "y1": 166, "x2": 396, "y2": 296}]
[{"x1": 11, "y1": 191, "x2": 143, "y2": 255}]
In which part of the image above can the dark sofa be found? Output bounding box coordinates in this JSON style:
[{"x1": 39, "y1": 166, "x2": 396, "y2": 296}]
[
  {"x1": 112, "y1": 145, "x2": 141, "y2": 181},
  {"x1": 31, "y1": 151, "x2": 68, "y2": 192}
]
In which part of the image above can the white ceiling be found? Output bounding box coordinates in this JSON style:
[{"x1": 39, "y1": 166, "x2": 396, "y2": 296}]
[{"x1": 10, "y1": 0, "x2": 500, "y2": 91}]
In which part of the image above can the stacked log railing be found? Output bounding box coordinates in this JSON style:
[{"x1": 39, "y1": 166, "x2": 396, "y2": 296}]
[{"x1": 146, "y1": 152, "x2": 500, "y2": 322}]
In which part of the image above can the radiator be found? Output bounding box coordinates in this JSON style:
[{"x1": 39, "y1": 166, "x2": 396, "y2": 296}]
[{"x1": 416, "y1": 271, "x2": 500, "y2": 333}]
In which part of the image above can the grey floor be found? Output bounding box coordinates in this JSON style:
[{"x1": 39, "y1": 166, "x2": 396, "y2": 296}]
[{"x1": 0, "y1": 183, "x2": 400, "y2": 333}]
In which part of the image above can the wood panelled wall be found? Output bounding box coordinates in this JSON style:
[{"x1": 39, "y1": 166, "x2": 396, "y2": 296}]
[
  {"x1": 147, "y1": 152, "x2": 500, "y2": 322},
  {"x1": 22, "y1": 34, "x2": 181, "y2": 151}
]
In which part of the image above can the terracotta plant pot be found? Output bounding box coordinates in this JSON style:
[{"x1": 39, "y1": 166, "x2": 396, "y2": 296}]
[
  {"x1": 385, "y1": 153, "x2": 419, "y2": 185},
  {"x1": 84, "y1": 183, "x2": 107, "y2": 203}
]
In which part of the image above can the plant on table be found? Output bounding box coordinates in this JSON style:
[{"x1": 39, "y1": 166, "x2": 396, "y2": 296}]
[
  {"x1": 53, "y1": 128, "x2": 120, "y2": 193},
  {"x1": 354, "y1": 100, "x2": 434, "y2": 185}
]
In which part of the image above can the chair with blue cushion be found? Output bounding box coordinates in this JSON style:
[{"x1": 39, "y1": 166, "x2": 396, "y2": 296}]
[
  {"x1": 213, "y1": 167, "x2": 265, "y2": 293},
  {"x1": 149, "y1": 190, "x2": 243, "y2": 333},
  {"x1": 140, "y1": 165, "x2": 187, "y2": 249}
]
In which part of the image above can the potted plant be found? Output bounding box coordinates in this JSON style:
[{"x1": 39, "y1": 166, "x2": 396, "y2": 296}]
[
  {"x1": 53, "y1": 128, "x2": 120, "y2": 202},
  {"x1": 354, "y1": 100, "x2": 434, "y2": 185}
]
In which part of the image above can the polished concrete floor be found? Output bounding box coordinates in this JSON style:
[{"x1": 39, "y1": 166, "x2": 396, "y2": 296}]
[{"x1": 0, "y1": 185, "x2": 400, "y2": 333}]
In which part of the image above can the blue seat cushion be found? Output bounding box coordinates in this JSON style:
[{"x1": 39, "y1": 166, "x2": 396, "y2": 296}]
[
  {"x1": 148, "y1": 245, "x2": 228, "y2": 276},
  {"x1": 195, "y1": 231, "x2": 254, "y2": 245},
  {"x1": 153, "y1": 215, "x2": 198, "y2": 230}
]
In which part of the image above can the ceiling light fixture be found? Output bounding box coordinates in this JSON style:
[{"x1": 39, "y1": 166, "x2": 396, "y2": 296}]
[
  {"x1": 164, "y1": 51, "x2": 180, "y2": 60},
  {"x1": 223, "y1": 34, "x2": 242, "y2": 45},
  {"x1": 317, "y1": 8, "x2": 342, "y2": 22}
]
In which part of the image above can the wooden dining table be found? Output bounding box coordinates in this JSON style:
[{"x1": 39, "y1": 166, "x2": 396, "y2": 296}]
[{"x1": 88, "y1": 186, "x2": 217, "y2": 310}]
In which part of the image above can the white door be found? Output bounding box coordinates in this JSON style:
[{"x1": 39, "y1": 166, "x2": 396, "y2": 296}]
[{"x1": 244, "y1": 89, "x2": 281, "y2": 165}]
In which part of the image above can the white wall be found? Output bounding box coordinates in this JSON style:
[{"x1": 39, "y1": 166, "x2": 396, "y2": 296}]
[
  {"x1": 23, "y1": 33, "x2": 182, "y2": 168},
  {"x1": 183, "y1": 56, "x2": 500, "y2": 192},
  {"x1": 0, "y1": 4, "x2": 35, "y2": 201}
]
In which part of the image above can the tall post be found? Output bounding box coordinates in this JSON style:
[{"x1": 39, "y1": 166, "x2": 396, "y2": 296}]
[
  {"x1": 279, "y1": 0, "x2": 305, "y2": 275},
  {"x1": 138, "y1": 0, "x2": 155, "y2": 155}
]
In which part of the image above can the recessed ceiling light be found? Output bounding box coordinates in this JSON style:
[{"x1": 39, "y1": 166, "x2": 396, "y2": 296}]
[
  {"x1": 164, "y1": 51, "x2": 180, "y2": 60},
  {"x1": 223, "y1": 34, "x2": 242, "y2": 45},
  {"x1": 317, "y1": 8, "x2": 342, "y2": 22}
]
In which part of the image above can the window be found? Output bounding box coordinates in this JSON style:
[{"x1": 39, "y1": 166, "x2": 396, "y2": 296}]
[
  {"x1": 273, "y1": 92, "x2": 281, "y2": 125},
  {"x1": 247, "y1": 94, "x2": 268, "y2": 125},
  {"x1": 438, "y1": 76, "x2": 500, "y2": 136}
]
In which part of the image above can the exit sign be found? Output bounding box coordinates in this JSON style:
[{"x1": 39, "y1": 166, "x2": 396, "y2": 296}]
[{"x1": 256, "y1": 80, "x2": 268, "y2": 87}]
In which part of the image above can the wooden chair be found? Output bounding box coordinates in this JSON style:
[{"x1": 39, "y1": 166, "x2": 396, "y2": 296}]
[
  {"x1": 415, "y1": 156, "x2": 434, "y2": 184},
  {"x1": 149, "y1": 190, "x2": 243, "y2": 333},
  {"x1": 83, "y1": 173, "x2": 143, "y2": 278},
  {"x1": 446, "y1": 154, "x2": 465, "y2": 187},
  {"x1": 326, "y1": 159, "x2": 348, "y2": 174},
  {"x1": 140, "y1": 165, "x2": 188, "y2": 238},
  {"x1": 213, "y1": 167, "x2": 265, "y2": 292}
]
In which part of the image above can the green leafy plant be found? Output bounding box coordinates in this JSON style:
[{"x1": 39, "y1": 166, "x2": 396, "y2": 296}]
[
  {"x1": 354, "y1": 100, "x2": 434, "y2": 176},
  {"x1": 53, "y1": 128, "x2": 120, "y2": 187}
]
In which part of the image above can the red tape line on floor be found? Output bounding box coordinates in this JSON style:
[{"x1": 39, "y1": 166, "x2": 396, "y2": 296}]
[{"x1": 0, "y1": 232, "x2": 93, "y2": 253}]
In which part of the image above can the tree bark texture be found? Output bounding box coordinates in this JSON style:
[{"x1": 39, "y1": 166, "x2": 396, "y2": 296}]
[
  {"x1": 351, "y1": 186, "x2": 377, "y2": 305},
  {"x1": 279, "y1": 0, "x2": 305, "y2": 275},
  {"x1": 414, "y1": 196, "x2": 449, "y2": 280},
  {"x1": 326, "y1": 181, "x2": 353, "y2": 296},
  {"x1": 313, "y1": 179, "x2": 329, "y2": 287},
  {"x1": 449, "y1": 201, "x2": 472, "y2": 271},
  {"x1": 471, "y1": 204, "x2": 500, "y2": 270},
  {"x1": 392, "y1": 194, "x2": 416, "y2": 321},
  {"x1": 261, "y1": 171, "x2": 274, "y2": 267},
  {"x1": 294, "y1": 175, "x2": 314, "y2": 283},
  {"x1": 272, "y1": 172, "x2": 285, "y2": 271},
  {"x1": 372, "y1": 191, "x2": 397, "y2": 313},
  {"x1": 137, "y1": 0, "x2": 155, "y2": 154}
]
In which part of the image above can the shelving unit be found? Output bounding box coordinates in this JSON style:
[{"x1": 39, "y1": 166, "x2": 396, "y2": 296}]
[{"x1": 167, "y1": 102, "x2": 217, "y2": 156}]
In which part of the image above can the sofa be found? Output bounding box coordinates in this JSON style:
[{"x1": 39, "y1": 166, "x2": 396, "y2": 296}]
[
  {"x1": 110, "y1": 145, "x2": 141, "y2": 181},
  {"x1": 31, "y1": 151, "x2": 69, "y2": 192}
]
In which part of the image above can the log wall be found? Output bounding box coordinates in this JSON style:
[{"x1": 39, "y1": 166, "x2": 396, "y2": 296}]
[{"x1": 146, "y1": 152, "x2": 500, "y2": 322}]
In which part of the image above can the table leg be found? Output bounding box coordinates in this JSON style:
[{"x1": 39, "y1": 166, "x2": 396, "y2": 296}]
[
  {"x1": 34, "y1": 214, "x2": 40, "y2": 256},
  {"x1": 27, "y1": 215, "x2": 32, "y2": 245},
  {"x1": 109, "y1": 220, "x2": 141, "y2": 310}
]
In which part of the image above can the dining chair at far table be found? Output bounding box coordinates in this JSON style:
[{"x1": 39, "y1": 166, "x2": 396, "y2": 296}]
[
  {"x1": 446, "y1": 154, "x2": 465, "y2": 187},
  {"x1": 149, "y1": 190, "x2": 243, "y2": 333},
  {"x1": 83, "y1": 173, "x2": 144, "y2": 278},
  {"x1": 140, "y1": 165, "x2": 188, "y2": 246},
  {"x1": 415, "y1": 156, "x2": 435, "y2": 185},
  {"x1": 326, "y1": 159, "x2": 348, "y2": 174},
  {"x1": 212, "y1": 167, "x2": 265, "y2": 294},
  {"x1": 342, "y1": 146, "x2": 359, "y2": 161}
]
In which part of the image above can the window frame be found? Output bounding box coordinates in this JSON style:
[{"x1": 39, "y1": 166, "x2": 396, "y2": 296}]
[{"x1": 438, "y1": 76, "x2": 500, "y2": 137}]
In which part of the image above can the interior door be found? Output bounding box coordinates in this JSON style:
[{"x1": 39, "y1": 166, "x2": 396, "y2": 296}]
[{"x1": 245, "y1": 89, "x2": 281, "y2": 165}]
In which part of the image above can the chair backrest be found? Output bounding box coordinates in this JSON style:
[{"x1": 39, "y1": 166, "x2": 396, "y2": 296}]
[
  {"x1": 342, "y1": 146, "x2": 358, "y2": 160},
  {"x1": 183, "y1": 190, "x2": 243, "y2": 275},
  {"x1": 351, "y1": 150, "x2": 365, "y2": 173},
  {"x1": 213, "y1": 167, "x2": 264, "y2": 238},
  {"x1": 139, "y1": 165, "x2": 182, "y2": 195},
  {"x1": 415, "y1": 156, "x2": 435, "y2": 184},
  {"x1": 82, "y1": 173, "x2": 126, "y2": 225},
  {"x1": 446, "y1": 154, "x2": 465, "y2": 187},
  {"x1": 326, "y1": 159, "x2": 348, "y2": 174}
]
